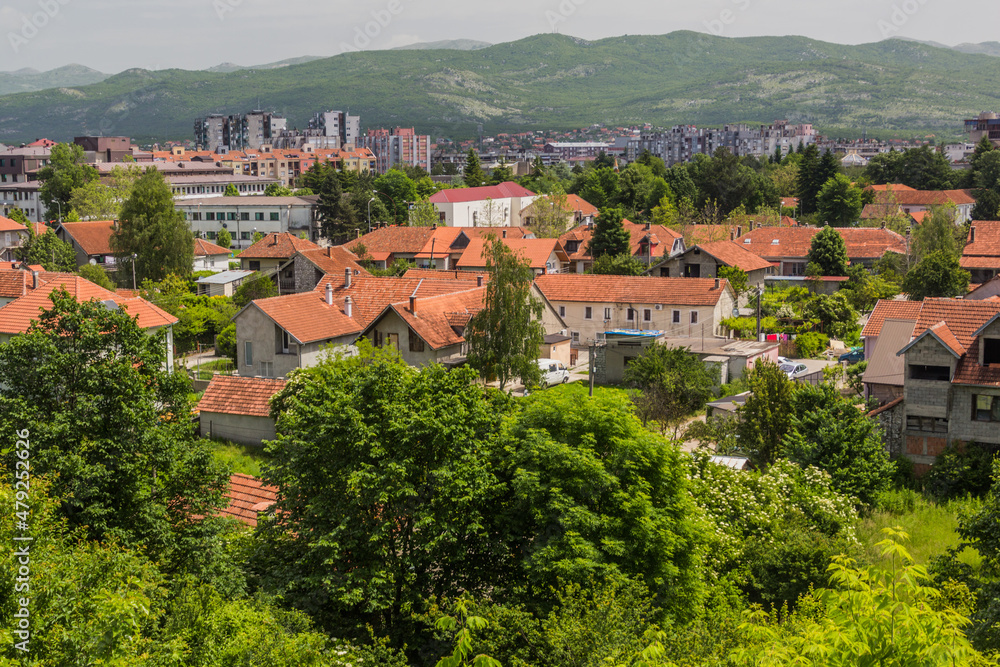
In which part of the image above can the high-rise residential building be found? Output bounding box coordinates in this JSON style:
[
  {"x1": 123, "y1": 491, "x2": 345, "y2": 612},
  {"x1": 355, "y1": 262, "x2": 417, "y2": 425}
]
[
  {"x1": 626, "y1": 120, "x2": 815, "y2": 166},
  {"x1": 308, "y1": 111, "x2": 361, "y2": 148},
  {"x1": 194, "y1": 111, "x2": 287, "y2": 152},
  {"x1": 357, "y1": 127, "x2": 432, "y2": 174},
  {"x1": 966, "y1": 112, "x2": 1000, "y2": 147}
]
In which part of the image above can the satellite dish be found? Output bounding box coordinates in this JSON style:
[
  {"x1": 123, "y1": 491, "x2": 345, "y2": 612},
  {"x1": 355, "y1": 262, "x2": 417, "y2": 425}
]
[
  {"x1": 89, "y1": 258, "x2": 97, "y2": 265},
  {"x1": 732, "y1": 307, "x2": 740, "y2": 318}
]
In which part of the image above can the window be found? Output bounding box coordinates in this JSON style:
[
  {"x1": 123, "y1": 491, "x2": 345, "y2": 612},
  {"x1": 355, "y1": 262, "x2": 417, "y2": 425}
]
[
  {"x1": 559, "y1": 306, "x2": 566, "y2": 317},
  {"x1": 244, "y1": 342, "x2": 253, "y2": 367},
  {"x1": 241, "y1": 232, "x2": 251, "y2": 240},
  {"x1": 255, "y1": 212, "x2": 264, "y2": 221},
  {"x1": 249, "y1": 260, "x2": 260, "y2": 271},
  {"x1": 906, "y1": 415, "x2": 948, "y2": 434},
  {"x1": 571, "y1": 331, "x2": 580, "y2": 344},
  {"x1": 206, "y1": 231, "x2": 217, "y2": 239},
  {"x1": 691, "y1": 311, "x2": 699, "y2": 325},
  {"x1": 909, "y1": 365, "x2": 950, "y2": 381},
  {"x1": 259, "y1": 361, "x2": 274, "y2": 378},
  {"x1": 241, "y1": 212, "x2": 250, "y2": 221},
  {"x1": 672, "y1": 310, "x2": 681, "y2": 324},
  {"x1": 626, "y1": 308, "x2": 636, "y2": 322},
  {"x1": 985, "y1": 339, "x2": 1000, "y2": 365},
  {"x1": 604, "y1": 308, "x2": 612, "y2": 320},
  {"x1": 584, "y1": 306, "x2": 593, "y2": 320},
  {"x1": 409, "y1": 328, "x2": 425, "y2": 353},
  {"x1": 974, "y1": 395, "x2": 1000, "y2": 422},
  {"x1": 270, "y1": 212, "x2": 280, "y2": 221},
  {"x1": 279, "y1": 327, "x2": 291, "y2": 354},
  {"x1": 192, "y1": 212, "x2": 202, "y2": 221},
  {"x1": 643, "y1": 309, "x2": 652, "y2": 322},
  {"x1": 206, "y1": 212, "x2": 216, "y2": 221}
]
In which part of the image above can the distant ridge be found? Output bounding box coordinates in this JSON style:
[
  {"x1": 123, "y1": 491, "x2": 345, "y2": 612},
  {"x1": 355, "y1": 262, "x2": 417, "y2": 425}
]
[
  {"x1": 204, "y1": 56, "x2": 326, "y2": 73},
  {"x1": 0, "y1": 64, "x2": 108, "y2": 96},
  {"x1": 1, "y1": 32, "x2": 998, "y2": 143},
  {"x1": 391, "y1": 39, "x2": 492, "y2": 51},
  {"x1": 896, "y1": 37, "x2": 1000, "y2": 58}
]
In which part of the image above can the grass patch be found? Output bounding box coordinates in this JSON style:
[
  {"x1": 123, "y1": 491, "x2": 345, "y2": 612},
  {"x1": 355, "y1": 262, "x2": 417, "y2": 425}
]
[
  {"x1": 208, "y1": 440, "x2": 269, "y2": 478},
  {"x1": 857, "y1": 489, "x2": 983, "y2": 570},
  {"x1": 192, "y1": 358, "x2": 235, "y2": 381}
]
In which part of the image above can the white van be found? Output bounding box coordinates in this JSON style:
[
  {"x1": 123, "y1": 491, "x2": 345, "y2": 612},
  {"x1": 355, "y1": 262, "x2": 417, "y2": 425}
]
[{"x1": 537, "y1": 358, "x2": 570, "y2": 387}]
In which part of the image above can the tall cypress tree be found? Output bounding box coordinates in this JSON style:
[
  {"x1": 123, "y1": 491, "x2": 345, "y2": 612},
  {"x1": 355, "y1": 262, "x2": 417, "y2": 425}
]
[
  {"x1": 587, "y1": 206, "x2": 631, "y2": 259},
  {"x1": 464, "y1": 149, "x2": 487, "y2": 188},
  {"x1": 796, "y1": 144, "x2": 822, "y2": 215}
]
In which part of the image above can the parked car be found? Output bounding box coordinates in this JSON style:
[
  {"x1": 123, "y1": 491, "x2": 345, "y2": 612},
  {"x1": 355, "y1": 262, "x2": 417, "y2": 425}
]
[
  {"x1": 537, "y1": 358, "x2": 570, "y2": 386},
  {"x1": 779, "y1": 362, "x2": 809, "y2": 379},
  {"x1": 777, "y1": 356, "x2": 791, "y2": 365},
  {"x1": 839, "y1": 347, "x2": 864, "y2": 365}
]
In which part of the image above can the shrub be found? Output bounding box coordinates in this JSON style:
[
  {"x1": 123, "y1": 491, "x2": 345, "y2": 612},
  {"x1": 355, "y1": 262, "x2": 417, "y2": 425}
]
[
  {"x1": 795, "y1": 332, "x2": 829, "y2": 358},
  {"x1": 925, "y1": 441, "x2": 998, "y2": 501}
]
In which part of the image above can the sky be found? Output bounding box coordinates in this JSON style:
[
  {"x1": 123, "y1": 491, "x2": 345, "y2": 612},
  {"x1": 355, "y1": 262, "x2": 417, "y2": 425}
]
[{"x1": 1, "y1": 0, "x2": 996, "y2": 73}]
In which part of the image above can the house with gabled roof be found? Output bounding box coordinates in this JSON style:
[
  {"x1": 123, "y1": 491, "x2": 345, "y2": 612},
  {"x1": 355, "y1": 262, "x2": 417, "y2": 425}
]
[
  {"x1": 533, "y1": 274, "x2": 736, "y2": 346},
  {"x1": 429, "y1": 181, "x2": 538, "y2": 227},
  {"x1": 287, "y1": 245, "x2": 370, "y2": 293},
  {"x1": 649, "y1": 241, "x2": 776, "y2": 299},
  {"x1": 193, "y1": 237, "x2": 231, "y2": 272},
  {"x1": 198, "y1": 375, "x2": 287, "y2": 446},
  {"x1": 961, "y1": 221, "x2": 1000, "y2": 285},
  {"x1": 456, "y1": 237, "x2": 569, "y2": 275},
  {"x1": 864, "y1": 187, "x2": 977, "y2": 224},
  {"x1": 345, "y1": 224, "x2": 535, "y2": 271},
  {"x1": 519, "y1": 193, "x2": 600, "y2": 230},
  {"x1": 237, "y1": 232, "x2": 319, "y2": 273},
  {"x1": 735, "y1": 226, "x2": 907, "y2": 276},
  {"x1": 558, "y1": 220, "x2": 685, "y2": 274},
  {"x1": 56, "y1": 220, "x2": 117, "y2": 269},
  {"x1": 870, "y1": 298, "x2": 1000, "y2": 473}
]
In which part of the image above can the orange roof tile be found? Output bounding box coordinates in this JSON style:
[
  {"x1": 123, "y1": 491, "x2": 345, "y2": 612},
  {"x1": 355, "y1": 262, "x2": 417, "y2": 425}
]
[
  {"x1": 0, "y1": 271, "x2": 31, "y2": 299},
  {"x1": 221, "y1": 473, "x2": 277, "y2": 527},
  {"x1": 691, "y1": 241, "x2": 775, "y2": 273},
  {"x1": 59, "y1": 221, "x2": 115, "y2": 256},
  {"x1": 198, "y1": 375, "x2": 287, "y2": 417},
  {"x1": 534, "y1": 274, "x2": 728, "y2": 306},
  {"x1": 910, "y1": 298, "x2": 1000, "y2": 351},
  {"x1": 0, "y1": 216, "x2": 27, "y2": 233},
  {"x1": 346, "y1": 226, "x2": 436, "y2": 256},
  {"x1": 925, "y1": 321, "x2": 964, "y2": 357},
  {"x1": 963, "y1": 221, "x2": 1000, "y2": 264},
  {"x1": 314, "y1": 274, "x2": 482, "y2": 328},
  {"x1": 0, "y1": 273, "x2": 177, "y2": 334},
  {"x1": 429, "y1": 181, "x2": 535, "y2": 204},
  {"x1": 194, "y1": 238, "x2": 231, "y2": 257},
  {"x1": 558, "y1": 220, "x2": 682, "y2": 262},
  {"x1": 383, "y1": 287, "x2": 486, "y2": 350},
  {"x1": 863, "y1": 300, "x2": 924, "y2": 337},
  {"x1": 871, "y1": 189, "x2": 977, "y2": 207},
  {"x1": 297, "y1": 246, "x2": 370, "y2": 277},
  {"x1": 238, "y1": 233, "x2": 319, "y2": 260},
  {"x1": 250, "y1": 290, "x2": 362, "y2": 344},
  {"x1": 736, "y1": 226, "x2": 907, "y2": 260},
  {"x1": 456, "y1": 237, "x2": 565, "y2": 270},
  {"x1": 868, "y1": 184, "x2": 916, "y2": 192}
]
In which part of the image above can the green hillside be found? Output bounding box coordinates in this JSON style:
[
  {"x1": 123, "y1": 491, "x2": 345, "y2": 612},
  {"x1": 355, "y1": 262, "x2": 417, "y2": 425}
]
[
  {"x1": 0, "y1": 32, "x2": 997, "y2": 144},
  {"x1": 0, "y1": 64, "x2": 109, "y2": 96}
]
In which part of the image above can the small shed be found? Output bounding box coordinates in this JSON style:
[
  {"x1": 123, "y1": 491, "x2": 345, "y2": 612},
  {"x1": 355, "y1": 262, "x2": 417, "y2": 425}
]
[
  {"x1": 593, "y1": 329, "x2": 666, "y2": 384},
  {"x1": 709, "y1": 455, "x2": 752, "y2": 471},
  {"x1": 196, "y1": 270, "x2": 255, "y2": 298},
  {"x1": 221, "y1": 473, "x2": 277, "y2": 528},
  {"x1": 197, "y1": 375, "x2": 287, "y2": 446}
]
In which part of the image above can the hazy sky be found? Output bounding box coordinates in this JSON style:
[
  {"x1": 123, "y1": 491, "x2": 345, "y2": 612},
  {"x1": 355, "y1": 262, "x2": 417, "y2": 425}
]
[{"x1": 1, "y1": 0, "x2": 995, "y2": 73}]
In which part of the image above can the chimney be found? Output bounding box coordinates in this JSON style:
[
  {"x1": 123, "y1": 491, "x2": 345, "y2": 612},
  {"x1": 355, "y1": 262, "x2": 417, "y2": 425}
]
[
  {"x1": 644, "y1": 222, "x2": 650, "y2": 231},
  {"x1": 344, "y1": 267, "x2": 352, "y2": 288},
  {"x1": 344, "y1": 295, "x2": 353, "y2": 318},
  {"x1": 737, "y1": 226, "x2": 743, "y2": 237},
  {"x1": 714, "y1": 278, "x2": 720, "y2": 290},
  {"x1": 477, "y1": 275, "x2": 484, "y2": 287},
  {"x1": 971, "y1": 226, "x2": 976, "y2": 243},
  {"x1": 325, "y1": 282, "x2": 333, "y2": 306},
  {"x1": 31, "y1": 270, "x2": 39, "y2": 290},
  {"x1": 409, "y1": 295, "x2": 417, "y2": 312},
  {"x1": 327, "y1": 246, "x2": 333, "y2": 257},
  {"x1": 502, "y1": 230, "x2": 507, "y2": 238},
  {"x1": 730, "y1": 231, "x2": 734, "y2": 241}
]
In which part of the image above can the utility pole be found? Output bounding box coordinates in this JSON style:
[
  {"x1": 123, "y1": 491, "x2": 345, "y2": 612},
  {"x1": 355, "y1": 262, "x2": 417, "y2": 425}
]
[{"x1": 756, "y1": 287, "x2": 764, "y2": 342}]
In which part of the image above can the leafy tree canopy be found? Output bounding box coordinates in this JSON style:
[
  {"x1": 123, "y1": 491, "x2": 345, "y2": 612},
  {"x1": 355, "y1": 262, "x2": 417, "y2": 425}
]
[
  {"x1": 37, "y1": 143, "x2": 99, "y2": 217},
  {"x1": 806, "y1": 225, "x2": 849, "y2": 276},
  {"x1": 587, "y1": 206, "x2": 631, "y2": 259}
]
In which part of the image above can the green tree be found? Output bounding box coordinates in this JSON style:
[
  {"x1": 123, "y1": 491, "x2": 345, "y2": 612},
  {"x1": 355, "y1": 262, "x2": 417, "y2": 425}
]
[
  {"x1": 806, "y1": 225, "x2": 849, "y2": 276},
  {"x1": 498, "y1": 384, "x2": 706, "y2": 623},
  {"x1": 14, "y1": 226, "x2": 77, "y2": 271},
  {"x1": 783, "y1": 383, "x2": 894, "y2": 507},
  {"x1": 622, "y1": 342, "x2": 717, "y2": 436},
  {"x1": 112, "y1": 167, "x2": 194, "y2": 282},
  {"x1": 262, "y1": 183, "x2": 292, "y2": 196},
  {"x1": 588, "y1": 252, "x2": 646, "y2": 276},
  {"x1": 216, "y1": 227, "x2": 232, "y2": 249},
  {"x1": 37, "y1": 143, "x2": 99, "y2": 218},
  {"x1": 408, "y1": 197, "x2": 441, "y2": 227},
  {"x1": 903, "y1": 251, "x2": 970, "y2": 301},
  {"x1": 525, "y1": 188, "x2": 572, "y2": 238},
  {"x1": 68, "y1": 164, "x2": 142, "y2": 221},
  {"x1": 466, "y1": 235, "x2": 545, "y2": 390},
  {"x1": 259, "y1": 346, "x2": 514, "y2": 637},
  {"x1": 971, "y1": 188, "x2": 1000, "y2": 221},
  {"x1": 737, "y1": 359, "x2": 794, "y2": 467},
  {"x1": 795, "y1": 144, "x2": 823, "y2": 215},
  {"x1": 464, "y1": 149, "x2": 487, "y2": 188},
  {"x1": 374, "y1": 170, "x2": 419, "y2": 224},
  {"x1": 490, "y1": 159, "x2": 514, "y2": 185},
  {"x1": 816, "y1": 174, "x2": 864, "y2": 226},
  {"x1": 0, "y1": 291, "x2": 227, "y2": 556},
  {"x1": 718, "y1": 266, "x2": 750, "y2": 304},
  {"x1": 912, "y1": 204, "x2": 963, "y2": 263},
  {"x1": 804, "y1": 292, "x2": 860, "y2": 340},
  {"x1": 5, "y1": 206, "x2": 30, "y2": 224},
  {"x1": 587, "y1": 206, "x2": 631, "y2": 259},
  {"x1": 77, "y1": 262, "x2": 114, "y2": 289},
  {"x1": 574, "y1": 167, "x2": 620, "y2": 210},
  {"x1": 316, "y1": 167, "x2": 361, "y2": 242},
  {"x1": 233, "y1": 272, "x2": 278, "y2": 309}
]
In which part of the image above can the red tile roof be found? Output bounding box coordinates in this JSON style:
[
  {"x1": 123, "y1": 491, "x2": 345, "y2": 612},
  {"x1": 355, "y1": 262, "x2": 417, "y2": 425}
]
[
  {"x1": 456, "y1": 237, "x2": 566, "y2": 270},
  {"x1": 910, "y1": 298, "x2": 1000, "y2": 351},
  {"x1": 924, "y1": 321, "x2": 964, "y2": 357},
  {"x1": 692, "y1": 241, "x2": 776, "y2": 273},
  {"x1": 0, "y1": 216, "x2": 27, "y2": 233},
  {"x1": 347, "y1": 226, "x2": 437, "y2": 256},
  {"x1": 297, "y1": 246, "x2": 370, "y2": 277},
  {"x1": 197, "y1": 375, "x2": 287, "y2": 417},
  {"x1": 194, "y1": 238, "x2": 231, "y2": 257},
  {"x1": 384, "y1": 287, "x2": 486, "y2": 350},
  {"x1": 0, "y1": 271, "x2": 32, "y2": 299},
  {"x1": 559, "y1": 220, "x2": 683, "y2": 262},
  {"x1": 59, "y1": 221, "x2": 115, "y2": 256},
  {"x1": 314, "y1": 274, "x2": 482, "y2": 327},
  {"x1": 0, "y1": 272, "x2": 178, "y2": 334},
  {"x1": 736, "y1": 226, "x2": 907, "y2": 260},
  {"x1": 238, "y1": 233, "x2": 318, "y2": 260},
  {"x1": 221, "y1": 473, "x2": 277, "y2": 527},
  {"x1": 872, "y1": 189, "x2": 977, "y2": 207},
  {"x1": 863, "y1": 300, "x2": 924, "y2": 337},
  {"x1": 534, "y1": 274, "x2": 729, "y2": 306},
  {"x1": 429, "y1": 182, "x2": 536, "y2": 204},
  {"x1": 403, "y1": 268, "x2": 487, "y2": 282},
  {"x1": 963, "y1": 221, "x2": 1000, "y2": 268},
  {"x1": 250, "y1": 290, "x2": 362, "y2": 344}
]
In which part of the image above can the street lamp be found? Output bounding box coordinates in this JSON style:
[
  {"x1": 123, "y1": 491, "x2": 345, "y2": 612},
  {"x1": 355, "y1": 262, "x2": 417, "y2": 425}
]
[
  {"x1": 371, "y1": 189, "x2": 398, "y2": 226},
  {"x1": 131, "y1": 253, "x2": 137, "y2": 290},
  {"x1": 367, "y1": 197, "x2": 376, "y2": 233}
]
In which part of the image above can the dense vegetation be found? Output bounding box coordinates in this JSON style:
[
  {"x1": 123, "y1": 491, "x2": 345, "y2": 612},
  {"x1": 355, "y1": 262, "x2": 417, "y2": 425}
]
[{"x1": 2, "y1": 33, "x2": 1000, "y2": 142}]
